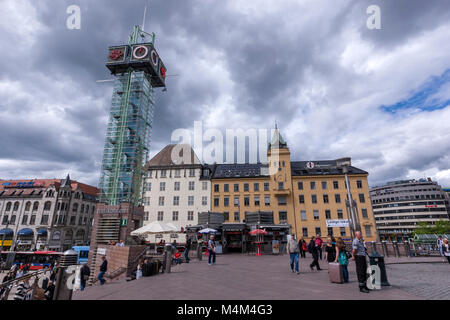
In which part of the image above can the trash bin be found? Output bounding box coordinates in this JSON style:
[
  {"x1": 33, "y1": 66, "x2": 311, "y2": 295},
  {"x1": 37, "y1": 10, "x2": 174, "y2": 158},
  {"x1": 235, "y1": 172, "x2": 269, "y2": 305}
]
[{"x1": 368, "y1": 251, "x2": 390, "y2": 286}]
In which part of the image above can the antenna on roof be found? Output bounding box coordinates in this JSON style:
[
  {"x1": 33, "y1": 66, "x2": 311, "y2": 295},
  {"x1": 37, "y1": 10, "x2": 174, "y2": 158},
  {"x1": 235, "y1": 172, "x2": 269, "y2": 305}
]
[{"x1": 142, "y1": 0, "x2": 148, "y2": 32}]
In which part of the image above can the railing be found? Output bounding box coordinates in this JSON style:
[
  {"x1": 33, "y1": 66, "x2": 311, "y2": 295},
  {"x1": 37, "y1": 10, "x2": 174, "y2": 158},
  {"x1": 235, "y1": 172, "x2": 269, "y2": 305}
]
[{"x1": 0, "y1": 267, "x2": 50, "y2": 300}]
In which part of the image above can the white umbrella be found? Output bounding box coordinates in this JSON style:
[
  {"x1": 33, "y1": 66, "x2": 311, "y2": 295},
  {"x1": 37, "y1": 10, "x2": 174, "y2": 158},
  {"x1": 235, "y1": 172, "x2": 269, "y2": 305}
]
[
  {"x1": 166, "y1": 223, "x2": 180, "y2": 232},
  {"x1": 130, "y1": 221, "x2": 175, "y2": 236}
]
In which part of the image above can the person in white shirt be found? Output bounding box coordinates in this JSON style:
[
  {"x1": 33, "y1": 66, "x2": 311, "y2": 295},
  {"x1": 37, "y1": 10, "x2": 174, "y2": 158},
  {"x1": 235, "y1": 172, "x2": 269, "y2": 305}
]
[{"x1": 436, "y1": 236, "x2": 443, "y2": 256}]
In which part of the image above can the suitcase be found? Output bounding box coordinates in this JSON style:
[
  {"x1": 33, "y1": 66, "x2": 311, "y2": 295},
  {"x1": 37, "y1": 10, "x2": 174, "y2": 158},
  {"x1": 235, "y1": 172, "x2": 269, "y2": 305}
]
[
  {"x1": 328, "y1": 262, "x2": 343, "y2": 284},
  {"x1": 142, "y1": 263, "x2": 150, "y2": 277},
  {"x1": 147, "y1": 262, "x2": 154, "y2": 276}
]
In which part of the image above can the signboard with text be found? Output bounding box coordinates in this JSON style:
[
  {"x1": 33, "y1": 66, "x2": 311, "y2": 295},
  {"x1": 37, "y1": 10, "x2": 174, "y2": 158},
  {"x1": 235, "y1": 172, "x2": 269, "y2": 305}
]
[{"x1": 326, "y1": 219, "x2": 350, "y2": 227}]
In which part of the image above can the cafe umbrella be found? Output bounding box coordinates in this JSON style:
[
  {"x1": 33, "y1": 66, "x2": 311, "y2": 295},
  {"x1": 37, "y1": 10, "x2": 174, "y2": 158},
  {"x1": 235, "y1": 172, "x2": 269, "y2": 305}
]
[{"x1": 248, "y1": 229, "x2": 268, "y2": 256}]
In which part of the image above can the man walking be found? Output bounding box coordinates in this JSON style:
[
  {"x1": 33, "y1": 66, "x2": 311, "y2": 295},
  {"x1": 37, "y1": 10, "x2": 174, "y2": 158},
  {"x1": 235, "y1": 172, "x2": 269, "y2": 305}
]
[
  {"x1": 352, "y1": 231, "x2": 369, "y2": 293},
  {"x1": 98, "y1": 256, "x2": 108, "y2": 285},
  {"x1": 80, "y1": 263, "x2": 90, "y2": 291},
  {"x1": 437, "y1": 236, "x2": 443, "y2": 256},
  {"x1": 308, "y1": 236, "x2": 322, "y2": 271},
  {"x1": 287, "y1": 234, "x2": 300, "y2": 274},
  {"x1": 184, "y1": 235, "x2": 191, "y2": 263},
  {"x1": 208, "y1": 235, "x2": 216, "y2": 265}
]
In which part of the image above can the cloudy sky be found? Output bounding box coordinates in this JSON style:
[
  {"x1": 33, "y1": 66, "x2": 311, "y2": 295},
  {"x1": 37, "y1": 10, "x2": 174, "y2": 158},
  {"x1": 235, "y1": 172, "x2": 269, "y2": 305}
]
[{"x1": 1, "y1": 0, "x2": 450, "y2": 188}]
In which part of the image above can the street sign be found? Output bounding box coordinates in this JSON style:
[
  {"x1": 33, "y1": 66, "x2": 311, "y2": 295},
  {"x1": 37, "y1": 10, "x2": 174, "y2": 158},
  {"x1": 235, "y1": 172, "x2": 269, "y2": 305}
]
[
  {"x1": 121, "y1": 218, "x2": 127, "y2": 226},
  {"x1": 326, "y1": 219, "x2": 350, "y2": 227}
]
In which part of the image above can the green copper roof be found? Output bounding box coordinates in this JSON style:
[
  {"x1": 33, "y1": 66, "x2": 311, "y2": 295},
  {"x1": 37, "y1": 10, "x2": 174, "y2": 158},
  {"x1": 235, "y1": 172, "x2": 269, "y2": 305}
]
[{"x1": 269, "y1": 127, "x2": 287, "y2": 149}]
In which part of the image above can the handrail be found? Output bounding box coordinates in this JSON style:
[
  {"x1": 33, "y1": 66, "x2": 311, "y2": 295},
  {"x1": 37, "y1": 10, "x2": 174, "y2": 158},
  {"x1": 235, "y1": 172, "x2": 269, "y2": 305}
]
[{"x1": 0, "y1": 267, "x2": 49, "y2": 289}]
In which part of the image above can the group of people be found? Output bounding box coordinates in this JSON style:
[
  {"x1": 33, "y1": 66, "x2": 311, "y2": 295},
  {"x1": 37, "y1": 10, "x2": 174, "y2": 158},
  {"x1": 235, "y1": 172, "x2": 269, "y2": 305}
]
[
  {"x1": 287, "y1": 231, "x2": 373, "y2": 293},
  {"x1": 436, "y1": 236, "x2": 450, "y2": 263}
]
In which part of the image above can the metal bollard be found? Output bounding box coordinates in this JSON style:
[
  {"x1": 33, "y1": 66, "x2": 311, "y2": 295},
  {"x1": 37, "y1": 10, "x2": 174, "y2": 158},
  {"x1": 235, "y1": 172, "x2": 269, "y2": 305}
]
[
  {"x1": 404, "y1": 241, "x2": 411, "y2": 258},
  {"x1": 381, "y1": 240, "x2": 388, "y2": 257},
  {"x1": 392, "y1": 241, "x2": 400, "y2": 258},
  {"x1": 163, "y1": 245, "x2": 173, "y2": 273},
  {"x1": 54, "y1": 250, "x2": 78, "y2": 300},
  {"x1": 197, "y1": 243, "x2": 203, "y2": 261}
]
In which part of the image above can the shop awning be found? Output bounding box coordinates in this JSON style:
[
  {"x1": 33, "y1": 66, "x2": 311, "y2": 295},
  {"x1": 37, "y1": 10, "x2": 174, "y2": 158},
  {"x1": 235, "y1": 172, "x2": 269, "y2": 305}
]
[
  {"x1": 18, "y1": 228, "x2": 34, "y2": 236},
  {"x1": 0, "y1": 228, "x2": 13, "y2": 236},
  {"x1": 222, "y1": 223, "x2": 246, "y2": 231},
  {"x1": 37, "y1": 228, "x2": 48, "y2": 236}
]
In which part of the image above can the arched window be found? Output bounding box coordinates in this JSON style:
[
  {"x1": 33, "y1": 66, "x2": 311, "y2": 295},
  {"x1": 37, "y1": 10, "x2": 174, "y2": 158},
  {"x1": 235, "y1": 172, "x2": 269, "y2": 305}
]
[
  {"x1": 32, "y1": 202, "x2": 39, "y2": 211},
  {"x1": 72, "y1": 203, "x2": 78, "y2": 212},
  {"x1": 76, "y1": 229, "x2": 85, "y2": 239},
  {"x1": 5, "y1": 202, "x2": 12, "y2": 211},
  {"x1": 85, "y1": 205, "x2": 89, "y2": 214},
  {"x1": 65, "y1": 230, "x2": 73, "y2": 240},
  {"x1": 13, "y1": 202, "x2": 20, "y2": 211},
  {"x1": 44, "y1": 201, "x2": 52, "y2": 211},
  {"x1": 92, "y1": 206, "x2": 95, "y2": 214},
  {"x1": 25, "y1": 202, "x2": 31, "y2": 211},
  {"x1": 81, "y1": 204, "x2": 85, "y2": 213},
  {"x1": 57, "y1": 202, "x2": 61, "y2": 211}
]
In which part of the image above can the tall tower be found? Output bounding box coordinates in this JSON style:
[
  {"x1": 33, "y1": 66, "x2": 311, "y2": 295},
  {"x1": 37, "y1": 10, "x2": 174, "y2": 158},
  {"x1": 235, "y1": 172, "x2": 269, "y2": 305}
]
[{"x1": 99, "y1": 25, "x2": 166, "y2": 206}]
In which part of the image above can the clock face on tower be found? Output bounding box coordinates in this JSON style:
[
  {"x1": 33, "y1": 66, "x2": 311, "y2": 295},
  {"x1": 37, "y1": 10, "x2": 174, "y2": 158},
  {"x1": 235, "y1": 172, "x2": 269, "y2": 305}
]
[
  {"x1": 132, "y1": 45, "x2": 149, "y2": 60},
  {"x1": 106, "y1": 46, "x2": 127, "y2": 64}
]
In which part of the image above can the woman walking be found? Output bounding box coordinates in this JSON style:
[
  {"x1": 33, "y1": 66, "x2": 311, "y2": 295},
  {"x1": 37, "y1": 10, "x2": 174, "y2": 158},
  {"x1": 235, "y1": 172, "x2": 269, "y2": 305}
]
[
  {"x1": 335, "y1": 238, "x2": 349, "y2": 283},
  {"x1": 323, "y1": 237, "x2": 336, "y2": 263},
  {"x1": 442, "y1": 238, "x2": 450, "y2": 264}
]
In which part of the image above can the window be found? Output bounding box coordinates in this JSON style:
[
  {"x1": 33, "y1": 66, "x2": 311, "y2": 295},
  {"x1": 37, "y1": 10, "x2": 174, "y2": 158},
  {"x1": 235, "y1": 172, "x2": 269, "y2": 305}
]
[
  {"x1": 22, "y1": 215, "x2": 28, "y2": 225},
  {"x1": 357, "y1": 180, "x2": 363, "y2": 189},
  {"x1": 145, "y1": 182, "x2": 152, "y2": 191},
  {"x1": 189, "y1": 169, "x2": 195, "y2": 177},
  {"x1": 25, "y1": 202, "x2": 31, "y2": 211},
  {"x1": 189, "y1": 181, "x2": 195, "y2": 191},
  {"x1": 173, "y1": 196, "x2": 180, "y2": 206},
  {"x1": 148, "y1": 170, "x2": 152, "y2": 178},
  {"x1": 85, "y1": 205, "x2": 89, "y2": 214},
  {"x1": 175, "y1": 169, "x2": 181, "y2": 177},
  {"x1": 299, "y1": 195, "x2": 305, "y2": 204},
  {"x1": 144, "y1": 212, "x2": 149, "y2": 221},
  {"x1": 144, "y1": 197, "x2": 150, "y2": 206},
  {"x1": 174, "y1": 182, "x2": 180, "y2": 191},
  {"x1": 301, "y1": 210, "x2": 307, "y2": 221},
  {"x1": 254, "y1": 196, "x2": 260, "y2": 206},
  {"x1": 224, "y1": 197, "x2": 229, "y2": 207},
  {"x1": 214, "y1": 184, "x2": 219, "y2": 192},
  {"x1": 172, "y1": 211, "x2": 179, "y2": 221},
  {"x1": 224, "y1": 212, "x2": 229, "y2": 221},
  {"x1": 234, "y1": 212, "x2": 240, "y2": 221},
  {"x1": 313, "y1": 210, "x2": 319, "y2": 220},
  {"x1": 325, "y1": 210, "x2": 331, "y2": 219},
  {"x1": 333, "y1": 181, "x2": 339, "y2": 189},
  {"x1": 264, "y1": 183, "x2": 269, "y2": 191},
  {"x1": 244, "y1": 183, "x2": 249, "y2": 192},
  {"x1": 70, "y1": 216, "x2": 76, "y2": 225},
  {"x1": 29, "y1": 215, "x2": 36, "y2": 225},
  {"x1": 13, "y1": 202, "x2": 19, "y2": 211},
  {"x1": 159, "y1": 197, "x2": 165, "y2": 206},
  {"x1": 310, "y1": 181, "x2": 316, "y2": 190},
  {"x1": 311, "y1": 195, "x2": 317, "y2": 203},
  {"x1": 2, "y1": 215, "x2": 9, "y2": 225},
  {"x1": 337, "y1": 209, "x2": 343, "y2": 219},
  {"x1": 359, "y1": 193, "x2": 366, "y2": 203},
  {"x1": 264, "y1": 195, "x2": 270, "y2": 206},
  {"x1": 278, "y1": 182, "x2": 284, "y2": 190},
  {"x1": 224, "y1": 184, "x2": 229, "y2": 192},
  {"x1": 315, "y1": 227, "x2": 321, "y2": 236},
  {"x1": 327, "y1": 227, "x2": 333, "y2": 236},
  {"x1": 33, "y1": 202, "x2": 39, "y2": 211},
  {"x1": 157, "y1": 211, "x2": 164, "y2": 221},
  {"x1": 44, "y1": 201, "x2": 52, "y2": 211},
  {"x1": 322, "y1": 181, "x2": 327, "y2": 190},
  {"x1": 203, "y1": 169, "x2": 209, "y2": 177},
  {"x1": 302, "y1": 228, "x2": 308, "y2": 237},
  {"x1": 214, "y1": 198, "x2": 219, "y2": 207},
  {"x1": 340, "y1": 227, "x2": 346, "y2": 236},
  {"x1": 244, "y1": 196, "x2": 250, "y2": 206},
  {"x1": 279, "y1": 211, "x2": 287, "y2": 221},
  {"x1": 5, "y1": 202, "x2": 11, "y2": 211},
  {"x1": 254, "y1": 183, "x2": 259, "y2": 191},
  {"x1": 161, "y1": 170, "x2": 167, "y2": 178},
  {"x1": 202, "y1": 182, "x2": 208, "y2": 191},
  {"x1": 72, "y1": 203, "x2": 78, "y2": 212},
  {"x1": 323, "y1": 194, "x2": 329, "y2": 203},
  {"x1": 298, "y1": 182, "x2": 303, "y2": 190},
  {"x1": 234, "y1": 184, "x2": 239, "y2": 192},
  {"x1": 362, "y1": 208, "x2": 368, "y2": 219},
  {"x1": 335, "y1": 194, "x2": 341, "y2": 203},
  {"x1": 234, "y1": 196, "x2": 239, "y2": 206},
  {"x1": 278, "y1": 196, "x2": 287, "y2": 205},
  {"x1": 364, "y1": 225, "x2": 372, "y2": 237},
  {"x1": 202, "y1": 196, "x2": 208, "y2": 206},
  {"x1": 10, "y1": 215, "x2": 16, "y2": 224},
  {"x1": 188, "y1": 211, "x2": 194, "y2": 221},
  {"x1": 160, "y1": 182, "x2": 166, "y2": 191},
  {"x1": 188, "y1": 196, "x2": 194, "y2": 206}
]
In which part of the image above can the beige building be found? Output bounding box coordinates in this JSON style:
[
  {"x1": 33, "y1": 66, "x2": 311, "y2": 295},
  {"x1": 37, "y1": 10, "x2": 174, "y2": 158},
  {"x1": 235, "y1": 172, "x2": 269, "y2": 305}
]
[
  {"x1": 0, "y1": 175, "x2": 98, "y2": 251},
  {"x1": 211, "y1": 127, "x2": 377, "y2": 242}
]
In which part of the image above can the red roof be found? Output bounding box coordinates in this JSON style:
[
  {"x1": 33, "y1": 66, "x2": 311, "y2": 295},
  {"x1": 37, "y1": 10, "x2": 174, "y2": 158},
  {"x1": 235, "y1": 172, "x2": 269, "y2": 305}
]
[{"x1": 0, "y1": 178, "x2": 98, "y2": 196}]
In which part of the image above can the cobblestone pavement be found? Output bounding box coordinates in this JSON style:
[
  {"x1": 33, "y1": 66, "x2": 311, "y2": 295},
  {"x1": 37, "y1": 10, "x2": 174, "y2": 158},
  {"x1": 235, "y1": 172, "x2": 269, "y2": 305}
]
[
  {"x1": 385, "y1": 263, "x2": 450, "y2": 300},
  {"x1": 73, "y1": 254, "x2": 448, "y2": 300}
]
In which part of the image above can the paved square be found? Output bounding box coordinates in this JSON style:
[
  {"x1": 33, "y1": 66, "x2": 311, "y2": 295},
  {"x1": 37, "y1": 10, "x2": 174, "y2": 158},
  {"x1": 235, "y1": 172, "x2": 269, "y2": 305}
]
[{"x1": 73, "y1": 254, "x2": 449, "y2": 300}]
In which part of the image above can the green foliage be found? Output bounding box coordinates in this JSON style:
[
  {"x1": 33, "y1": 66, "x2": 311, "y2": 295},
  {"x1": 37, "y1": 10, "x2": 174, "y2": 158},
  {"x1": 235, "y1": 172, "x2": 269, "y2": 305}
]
[{"x1": 413, "y1": 220, "x2": 450, "y2": 235}]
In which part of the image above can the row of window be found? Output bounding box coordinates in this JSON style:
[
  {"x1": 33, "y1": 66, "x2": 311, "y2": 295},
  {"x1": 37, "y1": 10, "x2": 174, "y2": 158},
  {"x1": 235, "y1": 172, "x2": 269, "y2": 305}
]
[
  {"x1": 147, "y1": 169, "x2": 198, "y2": 178},
  {"x1": 150, "y1": 211, "x2": 195, "y2": 222},
  {"x1": 299, "y1": 193, "x2": 366, "y2": 204},
  {"x1": 1, "y1": 214, "x2": 92, "y2": 226},
  {"x1": 372, "y1": 187, "x2": 439, "y2": 196},
  {"x1": 147, "y1": 196, "x2": 208, "y2": 207},
  {"x1": 375, "y1": 214, "x2": 447, "y2": 221},
  {"x1": 372, "y1": 200, "x2": 445, "y2": 209},
  {"x1": 1, "y1": 201, "x2": 95, "y2": 214},
  {"x1": 373, "y1": 208, "x2": 447, "y2": 215},
  {"x1": 372, "y1": 194, "x2": 445, "y2": 203},
  {"x1": 145, "y1": 181, "x2": 208, "y2": 192},
  {"x1": 299, "y1": 208, "x2": 369, "y2": 221}
]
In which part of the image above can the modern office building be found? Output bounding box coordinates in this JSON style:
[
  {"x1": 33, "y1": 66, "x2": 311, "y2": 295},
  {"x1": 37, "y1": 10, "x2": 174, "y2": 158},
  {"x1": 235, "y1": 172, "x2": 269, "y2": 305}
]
[
  {"x1": 143, "y1": 144, "x2": 211, "y2": 242},
  {"x1": 211, "y1": 127, "x2": 377, "y2": 242},
  {"x1": 0, "y1": 175, "x2": 98, "y2": 251},
  {"x1": 370, "y1": 179, "x2": 450, "y2": 241}
]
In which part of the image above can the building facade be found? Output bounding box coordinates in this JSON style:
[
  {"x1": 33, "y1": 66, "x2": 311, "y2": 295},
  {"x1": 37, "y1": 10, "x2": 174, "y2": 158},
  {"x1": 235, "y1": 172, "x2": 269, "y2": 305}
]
[
  {"x1": 143, "y1": 144, "x2": 211, "y2": 242},
  {"x1": 370, "y1": 179, "x2": 450, "y2": 241},
  {"x1": 211, "y1": 127, "x2": 377, "y2": 242},
  {"x1": 0, "y1": 175, "x2": 98, "y2": 251}
]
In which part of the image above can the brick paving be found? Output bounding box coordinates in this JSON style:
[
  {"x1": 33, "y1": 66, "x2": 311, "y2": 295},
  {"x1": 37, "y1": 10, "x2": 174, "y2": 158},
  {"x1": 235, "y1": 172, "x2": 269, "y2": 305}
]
[{"x1": 73, "y1": 254, "x2": 448, "y2": 300}]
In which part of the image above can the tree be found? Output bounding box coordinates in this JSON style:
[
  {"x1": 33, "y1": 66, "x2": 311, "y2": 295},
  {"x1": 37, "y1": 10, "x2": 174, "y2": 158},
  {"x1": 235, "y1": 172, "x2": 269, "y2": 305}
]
[{"x1": 413, "y1": 220, "x2": 450, "y2": 235}]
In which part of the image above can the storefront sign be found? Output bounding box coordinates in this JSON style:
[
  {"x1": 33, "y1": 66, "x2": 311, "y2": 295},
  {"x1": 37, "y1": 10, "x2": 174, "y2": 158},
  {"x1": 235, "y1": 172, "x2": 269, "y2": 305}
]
[
  {"x1": 17, "y1": 240, "x2": 32, "y2": 245},
  {"x1": 97, "y1": 248, "x2": 107, "y2": 255},
  {"x1": 97, "y1": 208, "x2": 128, "y2": 214},
  {"x1": 170, "y1": 233, "x2": 179, "y2": 238},
  {"x1": 272, "y1": 240, "x2": 280, "y2": 254},
  {"x1": 425, "y1": 205, "x2": 437, "y2": 208},
  {"x1": 326, "y1": 219, "x2": 350, "y2": 227},
  {"x1": 155, "y1": 234, "x2": 163, "y2": 238},
  {"x1": 0, "y1": 240, "x2": 12, "y2": 246}
]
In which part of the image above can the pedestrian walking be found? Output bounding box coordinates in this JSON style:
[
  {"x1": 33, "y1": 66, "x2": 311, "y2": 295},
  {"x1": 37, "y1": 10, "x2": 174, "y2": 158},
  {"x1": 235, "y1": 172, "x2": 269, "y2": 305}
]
[
  {"x1": 16, "y1": 267, "x2": 24, "y2": 279},
  {"x1": 208, "y1": 235, "x2": 216, "y2": 265},
  {"x1": 437, "y1": 236, "x2": 443, "y2": 256},
  {"x1": 324, "y1": 237, "x2": 336, "y2": 263},
  {"x1": 80, "y1": 263, "x2": 90, "y2": 291},
  {"x1": 184, "y1": 235, "x2": 192, "y2": 263},
  {"x1": 352, "y1": 231, "x2": 370, "y2": 293},
  {"x1": 335, "y1": 238, "x2": 349, "y2": 283},
  {"x1": 13, "y1": 277, "x2": 32, "y2": 300},
  {"x1": 44, "y1": 280, "x2": 55, "y2": 300},
  {"x1": 308, "y1": 236, "x2": 322, "y2": 271},
  {"x1": 97, "y1": 256, "x2": 108, "y2": 285},
  {"x1": 287, "y1": 234, "x2": 300, "y2": 274},
  {"x1": 315, "y1": 234, "x2": 323, "y2": 260},
  {"x1": 442, "y1": 238, "x2": 450, "y2": 264},
  {"x1": 298, "y1": 237, "x2": 307, "y2": 258}
]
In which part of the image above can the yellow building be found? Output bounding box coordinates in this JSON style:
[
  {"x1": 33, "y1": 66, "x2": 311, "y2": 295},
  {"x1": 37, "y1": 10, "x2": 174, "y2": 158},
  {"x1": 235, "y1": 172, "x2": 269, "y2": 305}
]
[{"x1": 211, "y1": 127, "x2": 377, "y2": 242}]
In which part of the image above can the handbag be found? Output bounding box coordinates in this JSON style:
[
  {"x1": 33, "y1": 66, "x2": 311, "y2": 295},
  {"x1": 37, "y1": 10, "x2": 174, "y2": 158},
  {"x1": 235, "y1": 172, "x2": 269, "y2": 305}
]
[{"x1": 345, "y1": 251, "x2": 352, "y2": 259}]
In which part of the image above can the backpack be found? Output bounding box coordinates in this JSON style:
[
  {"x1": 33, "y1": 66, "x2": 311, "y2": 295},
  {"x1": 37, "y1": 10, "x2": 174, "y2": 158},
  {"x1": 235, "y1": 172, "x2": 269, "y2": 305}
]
[
  {"x1": 338, "y1": 251, "x2": 348, "y2": 265},
  {"x1": 307, "y1": 242, "x2": 314, "y2": 253}
]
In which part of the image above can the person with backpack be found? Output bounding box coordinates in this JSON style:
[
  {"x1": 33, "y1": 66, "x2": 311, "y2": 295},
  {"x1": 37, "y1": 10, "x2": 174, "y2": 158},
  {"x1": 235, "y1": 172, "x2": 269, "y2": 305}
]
[
  {"x1": 80, "y1": 263, "x2": 91, "y2": 291},
  {"x1": 298, "y1": 237, "x2": 307, "y2": 258},
  {"x1": 335, "y1": 238, "x2": 349, "y2": 283},
  {"x1": 308, "y1": 236, "x2": 322, "y2": 271},
  {"x1": 287, "y1": 234, "x2": 300, "y2": 274}
]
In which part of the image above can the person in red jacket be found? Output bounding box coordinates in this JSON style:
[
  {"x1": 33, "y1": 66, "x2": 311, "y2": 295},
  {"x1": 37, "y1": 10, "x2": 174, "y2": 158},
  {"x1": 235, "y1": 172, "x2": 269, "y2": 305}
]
[{"x1": 173, "y1": 250, "x2": 182, "y2": 265}]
